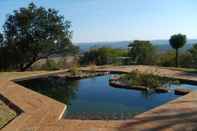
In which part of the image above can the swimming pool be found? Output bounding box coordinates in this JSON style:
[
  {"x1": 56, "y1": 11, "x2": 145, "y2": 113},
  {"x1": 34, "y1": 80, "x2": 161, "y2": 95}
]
[{"x1": 17, "y1": 74, "x2": 195, "y2": 120}]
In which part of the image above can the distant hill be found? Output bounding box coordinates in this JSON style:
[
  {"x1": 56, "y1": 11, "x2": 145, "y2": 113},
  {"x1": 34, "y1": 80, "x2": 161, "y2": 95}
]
[
  {"x1": 76, "y1": 39, "x2": 197, "y2": 53},
  {"x1": 77, "y1": 41, "x2": 129, "y2": 52}
]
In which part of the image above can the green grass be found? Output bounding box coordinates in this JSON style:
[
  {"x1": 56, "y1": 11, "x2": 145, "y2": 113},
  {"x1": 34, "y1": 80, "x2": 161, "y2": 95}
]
[{"x1": 0, "y1": 100, "x2": 17, "y2": 129}]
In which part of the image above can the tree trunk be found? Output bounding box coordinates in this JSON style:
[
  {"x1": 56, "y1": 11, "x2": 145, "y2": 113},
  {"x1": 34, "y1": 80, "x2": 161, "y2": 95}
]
[
  {"x1": 20, "y1": 57, "x2": 38, "y2": 71},
  {"x1": 176, "y1": 49, "x2": 179, "y2": 67},
  {"x1": 20, "y1": 61, "x2": 35, "y2": 71}
]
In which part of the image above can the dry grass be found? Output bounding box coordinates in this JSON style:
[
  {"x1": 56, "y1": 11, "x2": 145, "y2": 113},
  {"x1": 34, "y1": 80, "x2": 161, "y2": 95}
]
[
  {"x1": 0, "y1": 100, "x2": 16, "y2": 129},
  {"x1": 0, "y1": 71, "x2": 48, "y2": 80},
  {"x1": 168, "y1": 67, "x2": 197, "y2": 73}
]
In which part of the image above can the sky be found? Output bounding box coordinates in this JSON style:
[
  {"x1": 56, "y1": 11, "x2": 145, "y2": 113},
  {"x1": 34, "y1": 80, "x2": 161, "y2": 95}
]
[{"x1": 0, "y1": 0, "x2": 197, "y2": 43}]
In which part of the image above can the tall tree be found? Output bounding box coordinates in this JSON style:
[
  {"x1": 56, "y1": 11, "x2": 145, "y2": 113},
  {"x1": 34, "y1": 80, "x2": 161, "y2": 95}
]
[
  {"x1": 0, "y1": 33, "x2": 3, "y2": 43},
  {"x1": 2, "y1": 3, "x2": 78, "y2": 71},
  {"x1": 169, "y1": 34, "x2": 186, "y2": 67},
  {"x1": 128, "y1": 40, "x2": 156, "y2": 65}
]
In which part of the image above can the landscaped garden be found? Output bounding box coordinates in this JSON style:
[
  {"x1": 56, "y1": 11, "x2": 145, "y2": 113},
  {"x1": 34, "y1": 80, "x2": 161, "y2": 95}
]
[{"x1": 0, "y1": 1, "x2": 197, "y2": 131}]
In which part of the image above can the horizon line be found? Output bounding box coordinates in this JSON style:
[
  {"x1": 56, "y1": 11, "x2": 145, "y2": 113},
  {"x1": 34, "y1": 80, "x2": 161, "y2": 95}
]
[{"x1": 74, "y1": 38, "x2": 197, "y2": 44}]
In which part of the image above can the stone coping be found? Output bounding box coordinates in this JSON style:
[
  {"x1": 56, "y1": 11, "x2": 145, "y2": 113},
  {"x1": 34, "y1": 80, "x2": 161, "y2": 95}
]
[{"x1": 1, "y1": 66, "x2": 197, "y2": 130}]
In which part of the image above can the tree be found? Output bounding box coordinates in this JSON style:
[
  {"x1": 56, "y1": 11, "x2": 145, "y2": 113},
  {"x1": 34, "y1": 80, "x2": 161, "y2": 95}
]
[
  {"x1": 169, "y1": 34, "x2": 186, "y2": 67},
  {"x1": 80, "y1": 47, "x2": 127, "y2": 65},
  {"x1": 2, "y1": 3, "x2": 77, "y2": 71},
  {"x1": 189, "y1": 44, "x2": 197, "y2": 67},
  {"x1": 0, "y1": 33, "x2": 3, "y2": 43},
  {"x1": 128, "y1": 40, "x2": 156, "y2": 65}
]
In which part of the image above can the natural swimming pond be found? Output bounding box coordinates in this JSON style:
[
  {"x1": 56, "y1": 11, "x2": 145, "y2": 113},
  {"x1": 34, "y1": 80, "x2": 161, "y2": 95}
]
[{"x1": 16, "y1": 74, "x2": 197, "y2": 120}]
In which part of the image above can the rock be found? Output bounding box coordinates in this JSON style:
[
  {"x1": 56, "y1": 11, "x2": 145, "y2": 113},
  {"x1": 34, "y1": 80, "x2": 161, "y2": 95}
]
[
  {"x1": 109, "y1": 76, "x2": 120, "y2": 82},
  {"x1": 109, "y1": 81, "x2": 128, "y2": 88},
  {"x1": 175, "y1": 88, "x2": 191, "y2": 95},
  {"x1": 131, "y1": 85, "x2": 149, "y2": 91},
  {"x1": 155, "y1": 87, "x2": 169, "y2": 93},
  {"x1": 110, "y1": 80, "x2": 149, "y2": 91}
]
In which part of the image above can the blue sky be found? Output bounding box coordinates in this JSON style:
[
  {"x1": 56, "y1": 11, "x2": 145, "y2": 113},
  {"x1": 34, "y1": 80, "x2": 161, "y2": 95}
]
[{"x1": 0, "y1": 0, "x2": 197, "y2": 43}]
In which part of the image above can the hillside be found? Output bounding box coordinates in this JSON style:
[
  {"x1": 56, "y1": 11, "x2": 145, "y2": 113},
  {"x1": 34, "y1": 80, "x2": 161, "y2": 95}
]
[{"x1": 77, "y1": 39, "x2": 197, "y2": 53}]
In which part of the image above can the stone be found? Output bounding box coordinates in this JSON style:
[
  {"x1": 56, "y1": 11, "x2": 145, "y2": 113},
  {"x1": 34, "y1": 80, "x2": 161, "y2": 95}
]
[
  {"x1": 175, "y1": 88, "x2": 191, "y2": 95},
  {"x1": 155, "y1": 87, "x2": 169, "y2": 93}
]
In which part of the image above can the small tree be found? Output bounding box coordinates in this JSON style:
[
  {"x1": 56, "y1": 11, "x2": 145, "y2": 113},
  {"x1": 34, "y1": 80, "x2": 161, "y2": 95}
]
[
  {"x1": 169, "y1": 34, "x2": 186, "y2": 67},
  {"x1": 128, "y1": 40, "x2": 156, "y2": 65}
]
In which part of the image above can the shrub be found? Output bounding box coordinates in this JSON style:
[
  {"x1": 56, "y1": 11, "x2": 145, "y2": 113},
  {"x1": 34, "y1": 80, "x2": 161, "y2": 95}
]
[
  {"x1": 157, "y1": 51, "x2": 176, "y2": 67},
  {"x1": 41, "y1": 59, "x2": 59, "y2": 70},
  {"x1": 121, "y1": 70, "x2": 179, "y2": 88},
  {"x1": 69, "y1": 64, "x2": 81, "y2": 75},
  {"x1": 89, "y1": 63, "x2": 97, "y2": 73}
]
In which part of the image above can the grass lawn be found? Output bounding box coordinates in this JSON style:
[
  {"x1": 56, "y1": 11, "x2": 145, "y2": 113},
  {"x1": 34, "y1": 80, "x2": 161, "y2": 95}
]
[
  {"x1": 0, "y1": 100, "x2": 17, "y2": 129},
  {"x1": 169, "y1": 67, "x2": 197, "y2": 73}
]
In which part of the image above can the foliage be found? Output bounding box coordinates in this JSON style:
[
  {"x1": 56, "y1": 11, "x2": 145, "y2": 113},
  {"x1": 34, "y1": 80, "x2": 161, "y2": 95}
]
[
  {"x1": 121, "y1": 70, "x2": 179, "y2": 88},
  {"x1": 41, "y1": 59, "x2": 59, "y2": 70},
  {"x1": 80, "y1": 47, "x2": 128, "y2": 65},
  {"x1": 189, "y1": 43, "x2": 197, "y2": 67},
  {"x1": 179, "y1": 52, "x2": 193, "y2": 67},
  {"x1": 128, "y1": 40, "x2": 157, "y2": 65},
  {"x1": 157, "y1": 51, "x2": 176, "y2": 67},
  {"x1": 0, "y1": 3, "x2": 78, "y2": 71},
  {"x1": 169, "y1": 34, "x2": 186, "y2": 67}
]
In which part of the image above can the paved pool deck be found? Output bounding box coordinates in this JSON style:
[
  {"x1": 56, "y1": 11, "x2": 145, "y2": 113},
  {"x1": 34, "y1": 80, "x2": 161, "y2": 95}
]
[{"x1": 1, "y1": 65, "x2": 197, "y2": 131}]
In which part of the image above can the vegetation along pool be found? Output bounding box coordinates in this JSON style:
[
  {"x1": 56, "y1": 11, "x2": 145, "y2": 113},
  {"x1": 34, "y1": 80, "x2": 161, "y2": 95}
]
[{"x1": 16, "y1": 75, "x2": 197, "y2": 120}]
